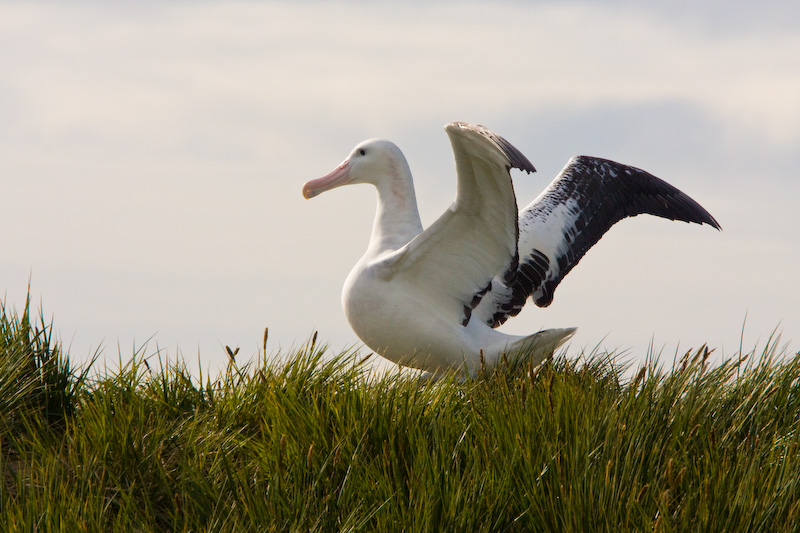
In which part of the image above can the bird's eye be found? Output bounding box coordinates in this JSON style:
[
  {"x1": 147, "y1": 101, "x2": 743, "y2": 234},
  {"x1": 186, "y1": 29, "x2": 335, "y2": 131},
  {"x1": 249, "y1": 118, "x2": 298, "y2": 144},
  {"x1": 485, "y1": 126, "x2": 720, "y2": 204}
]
[{"x1": 359, "y1": 149, "x2": 366, "y2": 156}]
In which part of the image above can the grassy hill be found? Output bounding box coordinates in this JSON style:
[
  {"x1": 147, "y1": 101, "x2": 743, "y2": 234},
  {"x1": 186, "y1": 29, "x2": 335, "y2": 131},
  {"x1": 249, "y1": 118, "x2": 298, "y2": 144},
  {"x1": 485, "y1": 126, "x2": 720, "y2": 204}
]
[{"x1": 2, "y1": 298, "x2": 799, "y2": 531}]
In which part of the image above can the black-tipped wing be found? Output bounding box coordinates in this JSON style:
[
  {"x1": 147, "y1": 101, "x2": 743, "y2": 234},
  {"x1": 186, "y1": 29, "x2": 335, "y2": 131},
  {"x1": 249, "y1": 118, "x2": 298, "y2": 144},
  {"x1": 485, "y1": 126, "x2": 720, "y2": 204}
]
[
  {"x1": 484, "y1": 156, "x2": 720, "y2": 326},
  {"x1": 384, "y1": 122, "x2": 534, "y2": 328}
]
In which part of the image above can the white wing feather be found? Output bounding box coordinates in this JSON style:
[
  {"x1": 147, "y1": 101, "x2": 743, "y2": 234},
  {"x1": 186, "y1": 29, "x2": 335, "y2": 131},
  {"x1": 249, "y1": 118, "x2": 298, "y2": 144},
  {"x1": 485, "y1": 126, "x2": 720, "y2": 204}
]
[{"x1": 380, "y1": 122, "x2": 533, "y2": 327}]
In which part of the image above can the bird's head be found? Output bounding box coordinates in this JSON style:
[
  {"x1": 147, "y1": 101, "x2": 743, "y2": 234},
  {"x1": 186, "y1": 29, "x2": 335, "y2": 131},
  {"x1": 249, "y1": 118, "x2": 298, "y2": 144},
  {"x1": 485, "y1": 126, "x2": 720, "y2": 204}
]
[{"x1": 303, "y1": 139, "x2": 405, "y2": 199}]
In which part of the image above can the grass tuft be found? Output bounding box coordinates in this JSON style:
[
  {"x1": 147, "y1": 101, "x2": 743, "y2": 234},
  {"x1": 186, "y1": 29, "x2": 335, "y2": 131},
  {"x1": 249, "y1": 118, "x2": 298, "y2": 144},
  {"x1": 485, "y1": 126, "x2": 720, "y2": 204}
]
[{"x1": 1, "y1": 299, "x2": 799, "y2": 531}]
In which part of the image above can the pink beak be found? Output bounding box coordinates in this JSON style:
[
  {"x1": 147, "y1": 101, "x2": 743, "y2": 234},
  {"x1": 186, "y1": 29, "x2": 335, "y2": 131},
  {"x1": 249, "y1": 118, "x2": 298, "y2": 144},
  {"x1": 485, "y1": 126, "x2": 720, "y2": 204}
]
[{"x1": 303, "y1": 160, "x2": 352, "y2": 199}]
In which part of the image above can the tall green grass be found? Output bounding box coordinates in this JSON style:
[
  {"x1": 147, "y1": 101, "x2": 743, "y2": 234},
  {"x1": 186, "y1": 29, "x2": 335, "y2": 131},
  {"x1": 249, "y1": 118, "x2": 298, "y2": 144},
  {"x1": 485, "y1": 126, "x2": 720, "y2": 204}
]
[{"x1": 1, "y1": 299, "x2": 799, "y2": 531}]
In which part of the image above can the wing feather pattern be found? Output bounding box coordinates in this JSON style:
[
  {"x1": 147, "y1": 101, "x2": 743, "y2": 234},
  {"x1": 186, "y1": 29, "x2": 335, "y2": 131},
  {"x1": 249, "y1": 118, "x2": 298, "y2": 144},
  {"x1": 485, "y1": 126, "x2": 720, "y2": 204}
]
[{"x1": 483, "y1": 156, "x2": 721, "y2": 327}]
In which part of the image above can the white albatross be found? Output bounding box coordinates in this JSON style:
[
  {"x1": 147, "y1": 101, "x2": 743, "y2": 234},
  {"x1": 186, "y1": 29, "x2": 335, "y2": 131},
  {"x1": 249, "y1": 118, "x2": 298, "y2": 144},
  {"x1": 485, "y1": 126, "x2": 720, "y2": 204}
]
[{"x1": 303, "y1": 122, "x2": 720, "y2": 375}]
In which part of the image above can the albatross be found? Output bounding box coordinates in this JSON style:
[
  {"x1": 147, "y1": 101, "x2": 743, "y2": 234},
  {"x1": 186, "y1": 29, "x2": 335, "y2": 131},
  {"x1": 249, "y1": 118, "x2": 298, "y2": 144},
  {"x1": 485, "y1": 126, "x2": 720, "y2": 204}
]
[{"x1": 302, "y1": 122, "x2": 720, "y2": 375}]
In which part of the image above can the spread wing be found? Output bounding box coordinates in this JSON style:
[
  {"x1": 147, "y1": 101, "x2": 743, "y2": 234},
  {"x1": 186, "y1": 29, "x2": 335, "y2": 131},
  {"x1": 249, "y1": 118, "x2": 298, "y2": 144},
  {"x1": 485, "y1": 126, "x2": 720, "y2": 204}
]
[
  {"x1": 382, "y1": 122, "x2": 534, "y2": 327},
  {"x1": 479, "y1": 155, "x2": 721, "y2": 327}
]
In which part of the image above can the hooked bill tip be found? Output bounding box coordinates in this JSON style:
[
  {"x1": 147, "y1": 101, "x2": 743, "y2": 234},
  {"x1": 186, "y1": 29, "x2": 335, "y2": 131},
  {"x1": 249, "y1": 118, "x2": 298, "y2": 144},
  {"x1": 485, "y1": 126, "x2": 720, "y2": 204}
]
[{"x1": 302, "y1": 184, "x2": 316, "y2": 199}]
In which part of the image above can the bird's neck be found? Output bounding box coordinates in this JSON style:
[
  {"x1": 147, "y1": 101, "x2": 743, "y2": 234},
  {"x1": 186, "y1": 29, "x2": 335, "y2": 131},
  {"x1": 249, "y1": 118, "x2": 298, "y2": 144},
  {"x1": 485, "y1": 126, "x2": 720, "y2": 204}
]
[{"x1": 367, "y1": 164, "x2": 423, "y2": 257}]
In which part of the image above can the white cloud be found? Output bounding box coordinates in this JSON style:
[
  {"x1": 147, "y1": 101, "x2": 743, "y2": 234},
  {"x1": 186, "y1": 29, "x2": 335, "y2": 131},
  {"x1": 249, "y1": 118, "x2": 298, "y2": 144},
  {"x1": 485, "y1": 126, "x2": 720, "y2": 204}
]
[{"x1": 1, "y1": 1, "x2": 797, "y2": 375}]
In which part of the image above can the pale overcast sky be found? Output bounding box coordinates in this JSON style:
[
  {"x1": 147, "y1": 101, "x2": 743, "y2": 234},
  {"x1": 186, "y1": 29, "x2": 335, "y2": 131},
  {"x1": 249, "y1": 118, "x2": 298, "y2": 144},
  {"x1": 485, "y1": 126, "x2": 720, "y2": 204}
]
[{"x1": 2, "y1": 1, "x2": 798, "y2": 376}]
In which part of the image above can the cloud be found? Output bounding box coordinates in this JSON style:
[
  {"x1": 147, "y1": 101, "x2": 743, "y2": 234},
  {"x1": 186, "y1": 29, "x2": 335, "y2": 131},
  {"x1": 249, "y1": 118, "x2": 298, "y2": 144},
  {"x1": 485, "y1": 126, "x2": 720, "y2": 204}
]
[{"x1": 1, "y1": 1, "x2": 797, "y2": 375}]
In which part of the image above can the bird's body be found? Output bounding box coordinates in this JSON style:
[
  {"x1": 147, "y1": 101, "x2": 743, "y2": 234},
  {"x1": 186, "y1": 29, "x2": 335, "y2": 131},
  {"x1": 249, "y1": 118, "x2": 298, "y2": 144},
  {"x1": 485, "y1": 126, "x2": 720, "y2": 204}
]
[
  {"x1": 341, "y1": 254, "x2": 573, "y2": 371},
  {"x1": 303, "y1": 122, "x2": 719, "y2": 375}
]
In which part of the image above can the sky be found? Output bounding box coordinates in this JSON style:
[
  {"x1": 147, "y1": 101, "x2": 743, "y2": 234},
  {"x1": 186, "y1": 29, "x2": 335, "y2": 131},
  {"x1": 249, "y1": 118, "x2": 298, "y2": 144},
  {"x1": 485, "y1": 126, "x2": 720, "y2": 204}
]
[{"x1": 2, "y1": 1, "x2": 799, "y2": 377}]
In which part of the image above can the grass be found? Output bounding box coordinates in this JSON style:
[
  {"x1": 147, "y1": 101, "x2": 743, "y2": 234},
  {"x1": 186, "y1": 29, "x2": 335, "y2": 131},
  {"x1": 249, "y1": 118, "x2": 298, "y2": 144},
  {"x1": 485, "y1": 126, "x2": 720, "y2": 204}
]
[{"x1": 2, "y1": 297, "x2": 800, "y2": 531}]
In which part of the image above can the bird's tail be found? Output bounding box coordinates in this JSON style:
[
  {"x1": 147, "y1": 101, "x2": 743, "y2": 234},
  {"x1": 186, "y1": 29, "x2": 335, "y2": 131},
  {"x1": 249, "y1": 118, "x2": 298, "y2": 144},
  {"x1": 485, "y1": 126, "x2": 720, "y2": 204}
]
[{"x1": 510, "y1": 327, "x2": 576, "y2": 366}]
